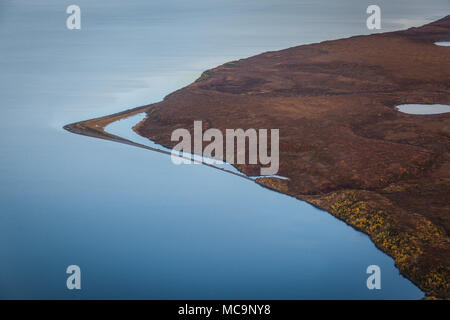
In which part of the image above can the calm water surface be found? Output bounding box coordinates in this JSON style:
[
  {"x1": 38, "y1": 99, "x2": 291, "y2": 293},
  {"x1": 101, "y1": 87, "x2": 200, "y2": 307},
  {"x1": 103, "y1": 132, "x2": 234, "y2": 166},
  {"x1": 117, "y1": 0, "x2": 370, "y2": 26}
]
[
  {"x1": 2, "y1": 0, "x2": 447, "y2": 299},
  {"x1": 396, "y1": 104, "x2": 450, "y2": 115}
]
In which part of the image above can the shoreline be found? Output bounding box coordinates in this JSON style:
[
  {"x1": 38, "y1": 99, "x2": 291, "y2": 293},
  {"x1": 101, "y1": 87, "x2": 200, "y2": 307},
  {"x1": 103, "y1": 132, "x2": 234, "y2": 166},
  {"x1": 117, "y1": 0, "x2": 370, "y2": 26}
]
[
  {"x1": 64, "y1": 16, "x2": 450, "y2": 298},
  {"x1": 64, "y1": 106, "x2": 429, "y2": 298},
  {"x1": 64, "y1": 108, "x2": 253, "y2": 182}
]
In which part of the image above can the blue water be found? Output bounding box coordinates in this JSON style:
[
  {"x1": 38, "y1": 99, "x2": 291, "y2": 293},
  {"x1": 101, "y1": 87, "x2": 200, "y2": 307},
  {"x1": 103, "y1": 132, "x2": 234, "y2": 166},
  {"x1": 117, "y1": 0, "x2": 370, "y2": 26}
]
[
  {"x1": 1, "y1": 0, "x2": 446, "y2": 299},
  {"x1": 397, "y1": 104, "x2": 450, "y2": 114}
]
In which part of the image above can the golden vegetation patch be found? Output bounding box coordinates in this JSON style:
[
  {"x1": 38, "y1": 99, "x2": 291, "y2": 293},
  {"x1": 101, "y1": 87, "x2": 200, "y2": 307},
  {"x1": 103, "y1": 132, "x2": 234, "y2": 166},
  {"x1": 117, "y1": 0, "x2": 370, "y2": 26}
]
[
  {"x1": 330, "y1": 192, "x2": 449, "y2": 298},
  {"x1": 256, "y1": 177, "x2": 289, "y2": 193}
]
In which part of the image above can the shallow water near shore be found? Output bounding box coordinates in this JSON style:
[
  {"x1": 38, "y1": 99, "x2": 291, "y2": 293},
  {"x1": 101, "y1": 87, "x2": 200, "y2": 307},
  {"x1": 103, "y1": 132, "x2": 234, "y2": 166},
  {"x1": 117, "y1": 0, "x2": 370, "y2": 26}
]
[
  {"x1": 105, "y1": 113, "x2": 288, "y2": 180},
  {"x1": 1, "y1": 0, "x2": 444, "y2": 299},
  {"x1": 105, "y1": 113, "x2": 245, "y2": 176}
]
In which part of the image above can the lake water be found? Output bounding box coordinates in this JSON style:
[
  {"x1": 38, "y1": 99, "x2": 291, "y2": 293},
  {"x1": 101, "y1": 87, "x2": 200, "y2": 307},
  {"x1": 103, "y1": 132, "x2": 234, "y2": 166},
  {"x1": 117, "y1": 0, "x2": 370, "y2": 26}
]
[
  {"x1": 396, "y1": 104, "x2": 450, "y2": 115},
  {"x1": 2, "y1": 0, "x2": 447, "y2": 299}
]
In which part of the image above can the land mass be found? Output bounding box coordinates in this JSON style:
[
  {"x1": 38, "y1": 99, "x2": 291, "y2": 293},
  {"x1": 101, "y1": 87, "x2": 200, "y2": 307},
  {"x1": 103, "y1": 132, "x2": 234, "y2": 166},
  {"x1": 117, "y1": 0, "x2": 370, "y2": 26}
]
[{"x1": 65, "y1": 16, "x2": 450, "y2": 298}]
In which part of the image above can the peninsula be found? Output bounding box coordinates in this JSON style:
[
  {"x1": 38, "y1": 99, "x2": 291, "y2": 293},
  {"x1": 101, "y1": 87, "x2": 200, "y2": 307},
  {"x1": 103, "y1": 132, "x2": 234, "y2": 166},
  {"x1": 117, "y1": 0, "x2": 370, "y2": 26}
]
[{"x1": 65, "y1": 16, "x2": 450, "y2": 298}]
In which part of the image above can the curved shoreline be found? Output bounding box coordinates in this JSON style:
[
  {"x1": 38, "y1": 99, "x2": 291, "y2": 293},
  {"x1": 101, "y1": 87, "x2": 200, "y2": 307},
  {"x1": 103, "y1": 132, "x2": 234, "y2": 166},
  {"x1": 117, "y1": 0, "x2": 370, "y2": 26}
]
[
  {"x1": 65, "y1": 106, "x2": 430, "y2": 297},
  {"x1": 63, "y1": 108, "x2": 253, "y2": 182},
  {"x1": 64, "y1": 16, "x2": 450, "y2": 298}
]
